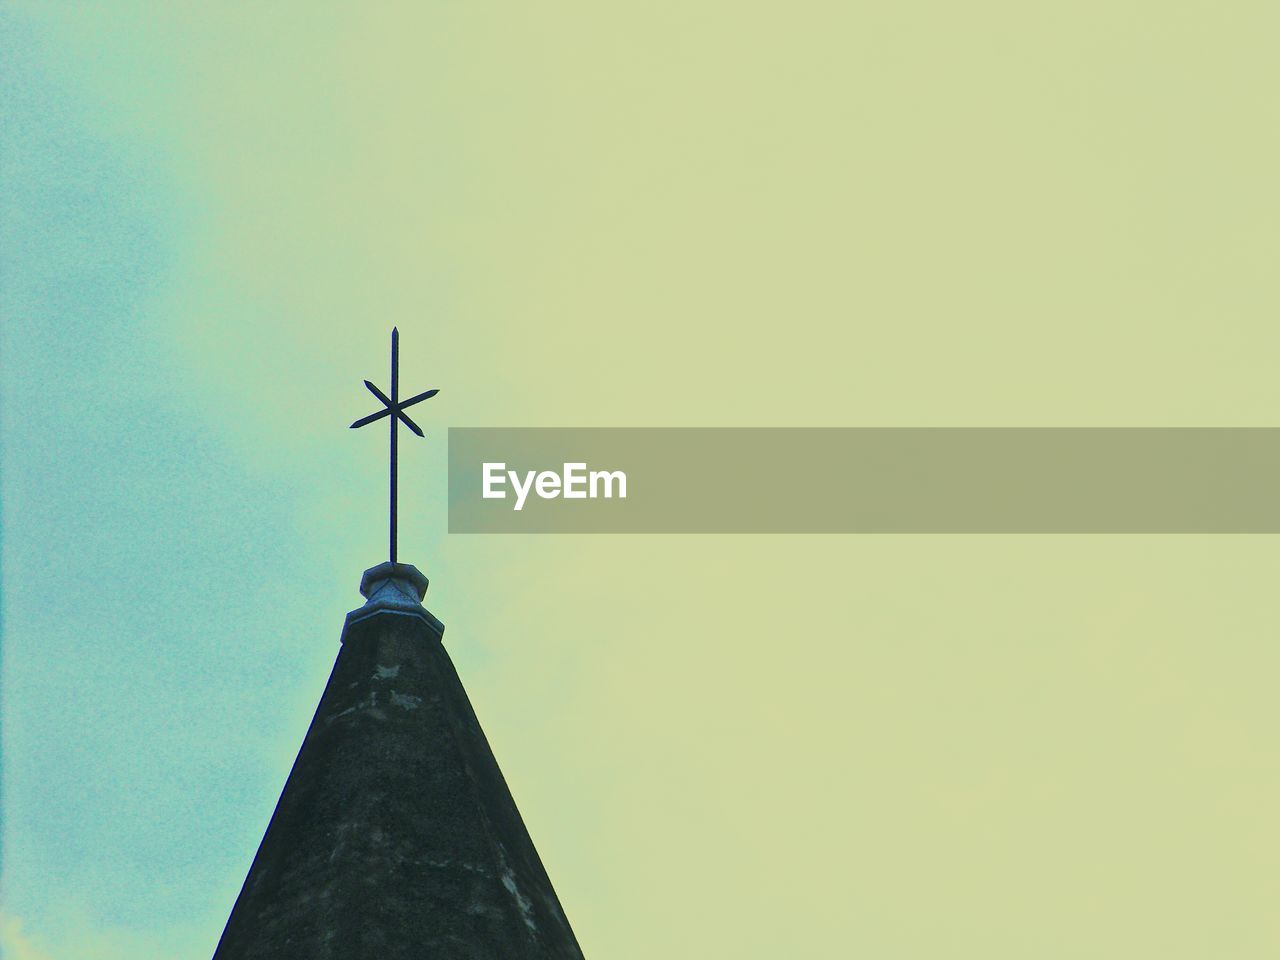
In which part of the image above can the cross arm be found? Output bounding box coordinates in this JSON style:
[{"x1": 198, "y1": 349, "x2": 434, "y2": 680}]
[
  {"x1": 350, "y1": 407, "x2": 393, "y2": 429},
  {"x1": 400, "y1": 388, "x2": 439, "y2": 409},
  {"x1": 364, "y1": 380, "x2": 393, "y2": 407},
  {"x1": 398, "y1": 409, "x2": 424, "y2": 437}
]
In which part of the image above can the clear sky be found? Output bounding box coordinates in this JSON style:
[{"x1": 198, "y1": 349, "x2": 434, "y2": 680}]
[{"x1": 4, "y1": 4, "x2": 1280, "y2": 958}]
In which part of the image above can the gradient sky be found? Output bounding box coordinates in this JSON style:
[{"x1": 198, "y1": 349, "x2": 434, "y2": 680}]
[{"x1": 4, "y1": 4, "x2": 1280, "y2": 958}]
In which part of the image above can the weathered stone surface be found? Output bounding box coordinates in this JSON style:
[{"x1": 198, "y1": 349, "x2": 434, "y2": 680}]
[{"x1": 213, "y1": 572, "x2": 584, "y2": 959}]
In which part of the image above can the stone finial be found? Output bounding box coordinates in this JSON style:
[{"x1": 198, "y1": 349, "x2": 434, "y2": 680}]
[{"x1": 343, "y1": 561, "x2": 444, "y2": 637}]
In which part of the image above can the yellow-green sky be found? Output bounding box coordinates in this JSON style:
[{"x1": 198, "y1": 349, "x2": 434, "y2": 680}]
[{"x1": 4, "y1": 3, "x2": 1280, "y2": 958}]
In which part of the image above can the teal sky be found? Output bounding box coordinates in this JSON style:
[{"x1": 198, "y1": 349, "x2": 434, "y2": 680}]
[
  {"x1": 1, "y1": 13, "x2": 559, "y2": 959},
  {"x1": 2, "y1": 13, "x2": 312, "y2": 955}
]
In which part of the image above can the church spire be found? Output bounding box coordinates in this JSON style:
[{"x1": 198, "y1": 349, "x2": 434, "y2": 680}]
[{"x1": 214, "y1": 335, "x2": 584, "y2": 958}]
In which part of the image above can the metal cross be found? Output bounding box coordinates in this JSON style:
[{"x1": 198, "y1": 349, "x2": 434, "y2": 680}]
[{"x1": 350, "y1": 327, "x2": 439, "y2": 564}]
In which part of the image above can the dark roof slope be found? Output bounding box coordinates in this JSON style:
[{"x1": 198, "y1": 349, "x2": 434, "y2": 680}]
[{"x1": 213, "y1": 564, "x2": 585, "y2": 960}]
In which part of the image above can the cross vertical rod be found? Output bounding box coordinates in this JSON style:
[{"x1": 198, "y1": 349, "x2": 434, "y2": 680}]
[
  {"x1": 390, "y1": 327, "x2": 399, "y2": 563},
  {"x1": 350, "y1": 327, "x2": 437, "y2": 563}
]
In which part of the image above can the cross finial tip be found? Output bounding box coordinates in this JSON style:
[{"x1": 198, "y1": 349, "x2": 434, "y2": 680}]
[{"x1": 351, "y1": 328, "x2": 434, "y2": 565}]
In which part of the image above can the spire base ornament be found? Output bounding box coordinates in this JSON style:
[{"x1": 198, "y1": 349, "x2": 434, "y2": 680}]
[{"x1": 343, "y1": 561, "x2": 445, "y2": 638}]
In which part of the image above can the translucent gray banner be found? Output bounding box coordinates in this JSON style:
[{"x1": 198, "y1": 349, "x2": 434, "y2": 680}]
[{"x1": 447, "y1": 428, "x2": 1280, "y2": 533}]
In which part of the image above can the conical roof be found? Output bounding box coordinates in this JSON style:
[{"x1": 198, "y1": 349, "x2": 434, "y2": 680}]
[{"x1": 213, "y1": 562, "x2": 585, "y2": 959}]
